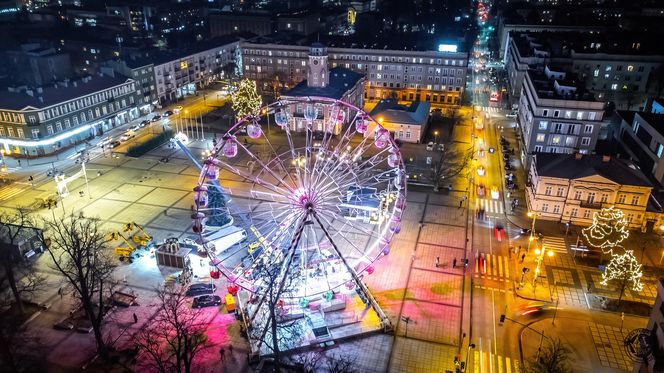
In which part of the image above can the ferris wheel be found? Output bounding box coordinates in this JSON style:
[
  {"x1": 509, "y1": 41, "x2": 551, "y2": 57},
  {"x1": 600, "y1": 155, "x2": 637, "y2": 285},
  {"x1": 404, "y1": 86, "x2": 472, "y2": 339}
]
[{"x1": 191, "y1": 96, "x2": 406, "y2": 300}]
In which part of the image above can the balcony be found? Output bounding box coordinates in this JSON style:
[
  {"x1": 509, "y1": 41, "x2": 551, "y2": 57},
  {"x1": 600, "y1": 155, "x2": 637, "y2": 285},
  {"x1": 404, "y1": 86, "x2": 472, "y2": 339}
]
[{"x1": 580, "y1": 201, "x2": 603, "y2": 209}]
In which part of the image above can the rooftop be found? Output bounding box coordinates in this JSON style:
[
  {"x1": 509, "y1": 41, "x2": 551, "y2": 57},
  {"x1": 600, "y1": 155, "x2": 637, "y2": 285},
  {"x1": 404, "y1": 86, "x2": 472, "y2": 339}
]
[
  {"x1": 283, "y1": 67, "x2": 364, "y2": 100},
  {"x1": 534, "y1": 153, "x2": 652, "y2": 187},
  {"x1": 617, "y1": 110, "x2": 664, "y2": 137},
  {"x1": 121, "y1": 36, "x2": 240, "y2": 69},
  {"x1": 526, "y1": 70, "x2": 596, "y2": 101},
  {"x1": 369, "y1": 99, "x2": 430, "y2": 126},
  {"x1": 0, "y1": 74, "x2": 133, "y2": 111}
]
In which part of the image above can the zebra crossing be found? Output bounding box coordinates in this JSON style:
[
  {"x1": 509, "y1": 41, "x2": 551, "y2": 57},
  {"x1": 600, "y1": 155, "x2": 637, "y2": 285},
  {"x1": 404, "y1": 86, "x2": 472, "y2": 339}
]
[
  {"x1": 474, "y1": 253, "x2": 510, "y2": 281},
  {"x1": 541, "y1": 235, "x2": 567, "y2": 254},
  {"x1": 479, "y1": 106, "x2": 502, "y2": 113},
  {"x1": 473, "y1": 351, "x2": 520, "y2": 373},
  {"x1": 476, "y1": 198, "x2": 504, "y2": 215},
  {"x1": 0, "y1": 185, "x2": 27, "y2": 201}
]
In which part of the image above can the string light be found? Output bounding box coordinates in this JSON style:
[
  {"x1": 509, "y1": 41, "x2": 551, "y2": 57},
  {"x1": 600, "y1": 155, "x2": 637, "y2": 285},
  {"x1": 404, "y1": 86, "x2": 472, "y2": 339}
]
[
  {"x1": 231, "y1": 79, "x2": 262, "y2": 120},
  {"x1": 581, "y1": 206, "x2": 629, "y2": 253},
  {"x1": 600, "y1": 250, "x2": 644, "y2": 292}
]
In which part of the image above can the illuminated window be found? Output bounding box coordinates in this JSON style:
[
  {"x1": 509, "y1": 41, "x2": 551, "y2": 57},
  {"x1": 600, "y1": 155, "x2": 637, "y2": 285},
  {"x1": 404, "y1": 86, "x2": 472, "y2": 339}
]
[
  {"x1": 536, "y1": 133, "x2": 545, "y2": 142},
  {"x1": 627, "y1": 65, "x2": 634, "y2": 72}
]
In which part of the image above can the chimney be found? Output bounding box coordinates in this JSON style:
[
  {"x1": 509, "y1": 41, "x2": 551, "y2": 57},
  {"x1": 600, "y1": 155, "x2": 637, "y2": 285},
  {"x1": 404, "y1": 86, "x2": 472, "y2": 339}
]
[
  {"x1": 575, "y1": 153, "x2": 582, "y2": 160},
  {"x1": 602, "y1": 155, "x2": 611, "y2": 163},
  {"x1": 38, "y1": 97, "x2": 44, "y2": 103}
]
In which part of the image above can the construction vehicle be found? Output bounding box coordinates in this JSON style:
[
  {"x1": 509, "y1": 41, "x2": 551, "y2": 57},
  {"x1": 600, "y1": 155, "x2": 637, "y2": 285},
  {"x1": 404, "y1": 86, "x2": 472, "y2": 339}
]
[
  {"x1": 122, "y1": 222, "x2": 153, "y2": 249},
  {"x1": 108, "y1": 231, "x2": 136, "y2": 259}
]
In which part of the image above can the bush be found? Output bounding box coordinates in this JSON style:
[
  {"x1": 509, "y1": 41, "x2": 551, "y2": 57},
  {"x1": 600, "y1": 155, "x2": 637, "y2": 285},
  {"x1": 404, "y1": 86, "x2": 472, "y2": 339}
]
[{"x1": 126, "y1": 129, "x2": 174, "y2": 157}]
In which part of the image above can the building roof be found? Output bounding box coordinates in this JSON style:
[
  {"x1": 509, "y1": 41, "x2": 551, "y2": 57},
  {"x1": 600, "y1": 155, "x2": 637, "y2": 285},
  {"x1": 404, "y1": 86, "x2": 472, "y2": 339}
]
[
  {"x1": 122, "y1": 36, "x2": 240, "y2": 69},
  {"x1": 284, "y1": 67, "x2": 364, "y2": 100},
  {"x1": 0, "y1": 74, "x2": 133, "y2": 111},
  {"x1": 369, "y1": 99, "x2": 430, "y2": 126},
  {"x1": 534, "y1": 153, "x2": 652, "y2": 187},
  {"x1": 527, "y1": 70, "x2": 596, "y2": 101},
  {"x1": 617, "y1": 110, "x2": 664, "y2": 137}
]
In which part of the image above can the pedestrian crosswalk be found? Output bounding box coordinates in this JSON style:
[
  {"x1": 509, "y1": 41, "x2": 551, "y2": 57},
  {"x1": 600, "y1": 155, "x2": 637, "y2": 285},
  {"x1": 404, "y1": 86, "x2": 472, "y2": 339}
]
[
  {"x1": 479, "y1": 106, "x2": 502, "y2": 113},
  {"x1": 476, "y1": 198, "x2": 504, "y2": 215},
  {"x1": 541, "y1": 235, "x2": 567, "y2": 254},
  {"x1": 474, "y1": 253, "x2": 510, "y2": 281},
  {"x1": 473, "y1": 351, "x2": 520, "y2": 373},
  {"x1": 0, "y1": 185, "x2": 26, "y2": 201}
]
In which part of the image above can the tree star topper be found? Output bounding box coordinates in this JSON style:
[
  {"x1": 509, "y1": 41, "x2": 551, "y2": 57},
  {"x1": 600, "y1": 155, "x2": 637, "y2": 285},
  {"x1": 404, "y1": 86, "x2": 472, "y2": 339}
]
[{"x1": 581, "y1": 206, "x2": 629, "y2": 252}]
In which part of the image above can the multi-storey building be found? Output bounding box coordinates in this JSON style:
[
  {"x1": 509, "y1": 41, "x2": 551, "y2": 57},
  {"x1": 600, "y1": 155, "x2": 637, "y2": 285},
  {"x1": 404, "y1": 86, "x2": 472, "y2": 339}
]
[
  {"x1": 280, "y1": 43, "x2": 365, "y2": 135},
  {"x1": 242, "y1": 40, "x2": 468, "y2": 107},
  {"x1": 102, "y1": 59, "x2": 156, "y2": 112},
  {"x1": 0, "y1": 74, "x2": 142, "y2": 157},
  {"x1": 505, "y1": 32, "x2": 664, "y2": 111},
  {"x1": 149, "y1": 38, "x2": 240, "y2": 104},
  {"x1": 518, "y1": 67, "x2": 605, "y2": 166},
  {"x1": 209, "y1": 11, "x2": 273, "y2": 37},
  {"x1": 634, "y1": 279, "x2": 664, "y2": 373},
  {"x1": 616, "y1": 111, "x2": 664, "y2": 185},
  {"x1": 4, "y1": 44, "x2": 73, "y2": 86},
  {"x1": 527, "y1": 153, "x2": 653, "y2": 228}
]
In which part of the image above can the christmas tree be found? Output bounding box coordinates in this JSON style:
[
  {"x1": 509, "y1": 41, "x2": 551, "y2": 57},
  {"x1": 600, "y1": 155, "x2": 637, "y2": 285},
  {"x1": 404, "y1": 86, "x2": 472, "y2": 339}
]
[{"x1": 231, "y1": 78, "x2": 262, "y2": 120}]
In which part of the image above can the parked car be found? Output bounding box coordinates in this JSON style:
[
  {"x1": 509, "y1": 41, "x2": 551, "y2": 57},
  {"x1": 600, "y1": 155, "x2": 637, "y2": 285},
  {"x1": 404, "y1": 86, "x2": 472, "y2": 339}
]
[
  {"x1": 130, "y1": 125, "x2": 141, "y2": 132},
  {"x1": 139, "y1": 120, "x2": 150, "y2": 127},
  {"x1": 164, "y1": 110, "x2": 174, "y2": 117},
  {"x1": 438, "y1": 143, "x2": 445, "y2": 151},
  {"x1": 505, "y1": 112, "x2": 517, "y2": 118},
  {"x1": 174, "y1": 105, "x2": 183, "y2": 113},
  {"x1": 185, "y1": 283, "x2": 216, "y2": 297},
  {"x1": 151, "y1": 115, "x2": 162, "y2": 122},
  {"x1": 120, "y1": 132, "x2": 135, "y2": 142},
  {"x1": 192, "y1": 295, "x2": 222, "y2": 308},
  {"x1": 426, "y1": 142, "x2": 434, "y2": 151},
  {"x1": 108, "y1": 140, "x2": 122, "y2": 148}
]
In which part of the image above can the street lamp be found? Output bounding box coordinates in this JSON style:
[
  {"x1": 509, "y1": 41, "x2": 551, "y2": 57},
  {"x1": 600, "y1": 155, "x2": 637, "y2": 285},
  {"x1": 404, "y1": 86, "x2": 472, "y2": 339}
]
[
  {"x1": 532, "y1": 246, "x2": 553, "y2": 287},
  {"x1": 527, "y1": 211, "x2": 541, "y2": 252},
  {"x1": 464, "y1": 343, "x2": 476, "y2": 372},
  {"x1": 434, "y1": 130, "x2": 439, "y2": 144}
]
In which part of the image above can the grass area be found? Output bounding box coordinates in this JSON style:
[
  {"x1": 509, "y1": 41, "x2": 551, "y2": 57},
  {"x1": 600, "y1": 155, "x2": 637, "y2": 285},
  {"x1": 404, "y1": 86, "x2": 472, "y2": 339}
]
[{"x1": 126, "y1": 130, "x2": 174, "y2": 158}]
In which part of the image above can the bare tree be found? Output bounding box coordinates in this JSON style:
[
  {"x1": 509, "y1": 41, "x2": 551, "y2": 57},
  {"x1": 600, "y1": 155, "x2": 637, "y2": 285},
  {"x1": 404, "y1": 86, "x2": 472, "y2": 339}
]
[
  {"x1": 525, "y1": 338, "x2": 573, "y2": 373},
  {"x1": 326, "y1": 353, "x2": 358, "y2": 373},
  {"x1": 133, "y1": 286, "x2": 210, "y2": 373},
  {"x1": 39, "y1": 214, "x2": 116, "y2": 356},
  {"x1": 429, "y1": 143, "x2": 473, "y2": 192},
  {"x1": 0, "y1": 208, "x2": 42, "y2": 314}
]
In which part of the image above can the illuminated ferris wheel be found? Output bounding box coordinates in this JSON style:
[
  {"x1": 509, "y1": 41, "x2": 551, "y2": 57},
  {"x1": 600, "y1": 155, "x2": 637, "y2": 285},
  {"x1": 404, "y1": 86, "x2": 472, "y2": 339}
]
[{"x1": 190, "y1": 96, "x2": 406, "y2": 301}]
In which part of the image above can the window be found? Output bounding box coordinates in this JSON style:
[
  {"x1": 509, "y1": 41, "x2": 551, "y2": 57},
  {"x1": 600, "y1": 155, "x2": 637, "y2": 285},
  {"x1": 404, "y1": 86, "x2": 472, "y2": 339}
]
[
  {"x1": 553, "y1": 205, "x2": 561, "y2": 214},
  {"x1": 627, "y1": 65, "x2": 634, "y2": 72},
  {"x1": 606, "y1": 66, "x2": 612, "y2": 72},
  {"x1": 536, "y1": 133, "x2": 546, "y2": 142},
  {"x1": 631, "y1": 195, "x2": 640, "y2": 205},
  {"x1": 571, "y1": 208, "x2": 578, "y2": 217},
  {"x1": 552, "y1": 135, "x2": 561, "y2": 144},
  {"x1": 601, "y1": 194, "x2": 608, "y2": 203},
  {"x1": 542, "y1": 109, "x2": 549, "y2": 117},
  {"x1": 618, "y1": 194, "x2": 626, "y2": 204},
  {"x1": 557, "y1": 187, "x2": 565, "y2": 197},
  {"x1": 31, "y1": 129, "x2": 39, "y2": 139},
  {"x1": 658, "y1": 144, "x2": 664, "y2": 158},
  {"x1": 539, "y1": 121, "x2": 548, "y2": 130},
  {"x1": 0, "y1": 127, "x2": 4, "y2": 136},
  {"x1": 587, "y1": 192, "x2": 596, "y2": 203},
  {"x1": 593, "y1": 69, "x2": 599, "y2": 77},
  {"x1": 574, "y1": 190, "x2": 582, "y2": 200},
  {"x1": 565, "y1": 111, "x2": 572, "y2": 119},
  {"x1": 534, "y1": 145, "x2": 543, "y2": 152},
  {"x1": 47, "y1": 125, "x2": 53, "y2": 135},
  {"x1": 576, "y1": 112, "x2": 584, "y2": 120},
  {"x1": 7, "y1": 128, "x2": 13, "y2": 137},
  {"x1": 16, "y1": 128, "x2": 23, "y2": 138},
  {"x1": 611, "y1": 83, "x2": 618, "y2": 90},
  {"x1": 542, "y1": 203, "x2": 549, "y2": 212},
  {"x1": 554, "y1": 110, "x2": 560, "y2": 118},
  {"x1": 583, "y1": 210, "x2": 591, "y2": 219},
  {"x1": 545, "y1": 186, "x2": 552, "y2": 196},
  {"x1": 581, "y1": 137, "x2": 591, "y2": 146},
  {"x1": 589, "y1": 112, "x2": 596, "y2": 120},
  {"x1": 584, "y1": 124, "x2": 593, "y2": 133},
  {"x1": 405, "y1": 131, "x2": 411, "y2": 139},
  {"x1": 56, "y1": 123, "x2": 62, "y2": 132}
]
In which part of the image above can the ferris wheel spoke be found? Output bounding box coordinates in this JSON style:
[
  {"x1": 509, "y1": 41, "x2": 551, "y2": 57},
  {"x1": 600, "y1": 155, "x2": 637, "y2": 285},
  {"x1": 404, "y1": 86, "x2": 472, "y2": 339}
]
[
  {"x1": 319, "y1": 207, "x2": 387, "y2": 243},
  {"x1": 215, "y1": 158, "x2": 292, "y2": 198},
  {"x1": 236, "y1": 140, "x2": 297, "y2": 194},
  {"x1": 261, "y1": 133, "x2": 301, "y2": 191},
  {"x1": 314, "y1": 211, "x2": 375, "y2": 264}
]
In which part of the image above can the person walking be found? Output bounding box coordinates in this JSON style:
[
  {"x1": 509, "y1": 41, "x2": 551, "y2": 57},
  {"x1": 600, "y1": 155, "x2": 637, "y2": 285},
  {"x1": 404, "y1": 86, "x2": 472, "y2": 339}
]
[
  {"x1": 219, "y1": 347, "x2": 226, "y2": 362},
  {"x1": 132, "y1": 313, "x2": 138, "y2": 324},
  {"x1": 520, "y1": 253, "x2": 526, "y2": 263},
  {"x1": 229, "y1": 344, "x2": 234, "y2": 358},
  {"x1": 453, "y1": 258, "x2": 457, "y2": 268},
  {"x1": 435, "y1": 256, "x2": 440, "y2": 267}
]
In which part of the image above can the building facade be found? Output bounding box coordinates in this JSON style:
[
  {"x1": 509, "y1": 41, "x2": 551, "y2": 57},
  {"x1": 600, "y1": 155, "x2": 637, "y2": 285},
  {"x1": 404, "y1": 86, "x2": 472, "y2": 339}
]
[
  {"x1": 102, "y1": 59, "x2": 157, "y2": 112},
  {"x1": 151, "y1": 39, "x2": 240, "y2": 104},
  {"x1": 518, "y1": 67, "x2": 605, "y2": 166},
  {"x1": 634, "y1": 279, "x2": 664, "y2": 373},
  {"x1": 0, "y1": 74, "x2": 142, "y2": 157},
  {"x1": 527, "y1": 153, "x2": 653, "y2": 228},
  {"x1": 616, "y1": 111, "x2": 664, "y2": 185},
  {"x1": 241, "y1": 41, "x2": 468, "y2": 107},
  {"x1": 368, "y1": 99, "x2": 430, "y2": 144}
]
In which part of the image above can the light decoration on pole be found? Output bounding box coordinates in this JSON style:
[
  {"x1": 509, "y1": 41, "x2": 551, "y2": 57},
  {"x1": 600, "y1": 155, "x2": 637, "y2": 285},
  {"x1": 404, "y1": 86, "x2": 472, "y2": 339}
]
[
  {"x1": 600, "y1": 250, "x2": 644, "y2": 302},
  {"x1": 231, "y1": 78, "x2": 262, "y2": 120},
  {"x1": 581, "y1": 206, "x2": 629, "y2": 252}
]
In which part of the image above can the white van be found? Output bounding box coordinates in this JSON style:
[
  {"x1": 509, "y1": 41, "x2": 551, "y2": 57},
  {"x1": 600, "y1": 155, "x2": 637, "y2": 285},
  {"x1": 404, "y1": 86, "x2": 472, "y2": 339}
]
[{"x1": 197, "y1": 226, "x2": 247, "y2": 254}]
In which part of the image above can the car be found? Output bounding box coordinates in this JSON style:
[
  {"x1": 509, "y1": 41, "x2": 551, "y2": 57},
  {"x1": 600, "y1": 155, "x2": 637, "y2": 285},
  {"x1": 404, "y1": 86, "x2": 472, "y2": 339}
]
[
  {"x1": 151, "y1": 115, "x2": 162, "y2": 122},
  {"x1": 108, "y1": 140, "x2": 122, "y2": 148},
  {"x1": 506, "y1": 112, "x2": 517, "y2": 118},
  {"x1": 490, "y1": 186, "x2": 500, "y2": 199},
  {"x1": 185, "y1": 283, "x2": 216, "y2": 297},
  {"x1": 139, "y1": 120, "x2": 150, "y2": 127},
  {"x1": 130, "y1": 125, "x2": 141, "y2": 132},
  {"x1": 164, "y1": 110, "x2": 174, "y2": 117},
  {"x1": 99, "y1": 137, "x2": 114, "y2": 147},
  {"x1": 174, "y1": 105, "x2": 183, "y2": 113},
  {"x1": 478, "y1": 148, "x2": 486, "y2": 157},
  {"x1": 120, "y1": 132, "x2": 135, "y2": 141},
  {"x1": 192, "y1": 295, "x2": 222, "y2": 308},
  {"x1": 426, "y1": 142, "x2": 434, "y2": 151}
]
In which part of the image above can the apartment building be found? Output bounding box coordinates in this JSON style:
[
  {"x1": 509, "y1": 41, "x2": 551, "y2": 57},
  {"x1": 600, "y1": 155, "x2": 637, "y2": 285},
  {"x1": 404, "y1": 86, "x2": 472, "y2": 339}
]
[
  {"x1": 634, "y1": 279, "x2": 664, "y2": 373},
  {"x1": 527, "y1": 153, "x2": 653, "y2": 228},
  {"x1": 0, "y1": 74, "x2": 142, "y2": 157},
  {"x1": 241, "y1": 40, "x2": 468, "y2": 106},
  {"x1": 149, "y1": 38, "x2": 240, "y2": 104},
  {"x1": 518, "y1": 67, "x2": 605, "y2": 166},
  {"x1": 616, "y1": 111, "x2": 664, "y2": 185}
]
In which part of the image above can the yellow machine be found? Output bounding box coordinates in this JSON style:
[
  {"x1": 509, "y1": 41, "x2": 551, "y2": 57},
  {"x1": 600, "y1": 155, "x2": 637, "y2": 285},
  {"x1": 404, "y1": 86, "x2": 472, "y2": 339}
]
[
  {"x1": 122, "y1": 222, "x2": 153, "y2": 248},
  {"x1": 108, "y1": 231, "x2": 135, "y2": 258}
]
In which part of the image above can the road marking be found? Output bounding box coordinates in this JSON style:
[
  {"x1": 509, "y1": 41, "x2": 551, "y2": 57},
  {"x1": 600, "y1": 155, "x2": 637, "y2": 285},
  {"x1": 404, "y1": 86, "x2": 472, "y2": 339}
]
[
  {"x1": 504, "y1": 255, "x2": 510, "y2": 279},
  {"x1": 498, "y1": 254, "x2": 503, "y2": 278},
  {"x1": 506, "y1": 357, "x2": 512, "y2": 373},
  {"x1": 542, "y1": 236, "x2": 567, "y2": 253}
]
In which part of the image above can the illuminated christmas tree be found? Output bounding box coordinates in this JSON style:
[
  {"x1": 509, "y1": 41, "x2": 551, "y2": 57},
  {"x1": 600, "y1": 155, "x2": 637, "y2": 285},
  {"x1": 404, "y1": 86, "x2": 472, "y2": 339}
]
[
  {"x1": 600, "y1": 250, "x2": 643, "y2": 304},
  {"x1": 581, "y1": 206, "x2": 629, "y2": 252},
  {"x1": 231, "y1": 78, "x2": 262, "y2": 120}
]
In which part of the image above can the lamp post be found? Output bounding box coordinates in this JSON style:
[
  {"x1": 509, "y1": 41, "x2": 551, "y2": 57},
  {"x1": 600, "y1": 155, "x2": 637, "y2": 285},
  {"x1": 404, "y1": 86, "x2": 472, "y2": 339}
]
[
  {"x1": 464, "y1": 343, "x2": 476, "y2": 372},
  {"x1": 527, "y1": 211, "x2": 541, "y2": 252},
  {"x1": 532, "y1": 246, "x2": 554, "y2": 287},
  {"x1": 434, "y1": 130, "x2": 439, "y2": 144}
]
